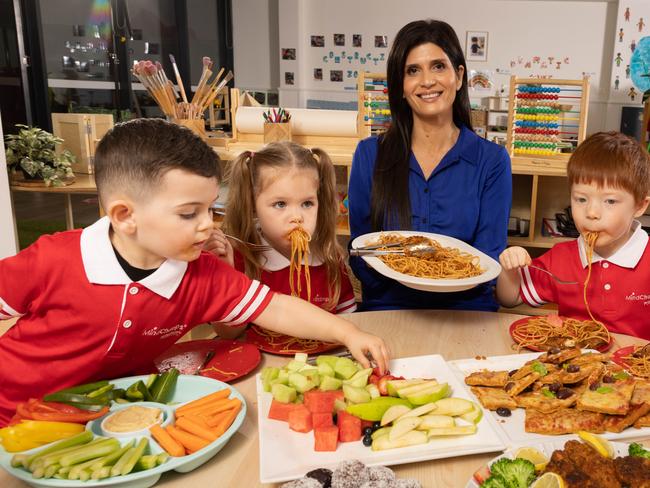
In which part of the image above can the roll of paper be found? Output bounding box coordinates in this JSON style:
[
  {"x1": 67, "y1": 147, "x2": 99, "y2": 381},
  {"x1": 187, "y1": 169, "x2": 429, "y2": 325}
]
[{"x1": 235, "y1": 107, "x2": 358, "y2": 137}]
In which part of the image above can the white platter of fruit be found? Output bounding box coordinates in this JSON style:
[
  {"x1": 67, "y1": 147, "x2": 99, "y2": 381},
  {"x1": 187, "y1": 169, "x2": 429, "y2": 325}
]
[{"x1": 256, "y1": 353, "x2": 507, "y2": 483}]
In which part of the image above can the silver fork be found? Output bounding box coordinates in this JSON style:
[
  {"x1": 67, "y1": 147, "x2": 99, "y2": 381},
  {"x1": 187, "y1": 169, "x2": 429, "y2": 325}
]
[
  {"x1": 224, "y1": 234, "x2": 273, "y2": 252},
  {"x1": 527, "y1": 265, "x2": 578, "y2": 285}
]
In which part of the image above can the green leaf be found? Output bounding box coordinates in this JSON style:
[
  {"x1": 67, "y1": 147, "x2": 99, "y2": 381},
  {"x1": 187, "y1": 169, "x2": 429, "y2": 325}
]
[
  {"x1": 541, "y1": 388, "x2": 556, "y2": 398},
  {"x1": 531, "y1": 361, "x2": 548, "y2": 376},
  {"x1": 596, "y1": 386, "x2": 613, "y2": 394}
]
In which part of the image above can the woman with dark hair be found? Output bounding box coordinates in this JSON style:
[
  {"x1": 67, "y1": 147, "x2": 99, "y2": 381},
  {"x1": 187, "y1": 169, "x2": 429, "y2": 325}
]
[{"x1": 348, "y1": 19, "x2": 511, "y2": 311}]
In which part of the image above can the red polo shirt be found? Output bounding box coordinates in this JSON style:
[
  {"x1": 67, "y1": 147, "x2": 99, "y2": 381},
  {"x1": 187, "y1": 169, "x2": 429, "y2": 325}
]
[
  {"x1": 0, "y1": 217, "x2": 273, "y2": 426},
  {"x1": 519, "y1": 222, "x2": 650, "y2": 339},
  {"x1": 234, "y1": 239, "x2": 357, "y2": 314}
]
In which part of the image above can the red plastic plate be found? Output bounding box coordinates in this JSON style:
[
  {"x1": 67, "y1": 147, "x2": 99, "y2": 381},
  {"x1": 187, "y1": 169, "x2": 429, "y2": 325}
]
[
  {"x1": 244, "y1": 325, "x2": 342, "y2": 356},
  {"x1": 509, "y1": 316, "x2": 613, "y2": 353},
  {"x1": 154, "y1": 339, "x2": 261, "y2": 382}
]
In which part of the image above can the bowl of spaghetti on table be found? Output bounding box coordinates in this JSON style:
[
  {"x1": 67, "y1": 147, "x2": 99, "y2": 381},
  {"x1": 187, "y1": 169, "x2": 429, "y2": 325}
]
[
  {"x1": 350, "y1": 231, "x2": 501, "y2": 292},
  {"x1": 509, "y1": 315, "x2": 613, "y2": 352}
]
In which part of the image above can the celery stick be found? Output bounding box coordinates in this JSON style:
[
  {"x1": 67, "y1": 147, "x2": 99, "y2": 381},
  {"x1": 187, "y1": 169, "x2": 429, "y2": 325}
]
[
  {"x1": 10, "y1": 453, "x2": 28, "y2": 468},
  {"x1": 43, "y1": 464, "x2": 60, "y2": 478},
  {"x1": 57, "y1": 466, "x2": 71, "y2": 476},
  {"x1": 32, "y1": 466, "x2": 45, "y2": 479},
  {"x1": 89, "y1": 440, "x2": 134, "y2": 471},
  {"x1": 156, "y1": 452, "x2": 169, "y2": 465},
  {"x1": 40, "y1": 438, "x2": 110, "y2": 468},
  {"x1": 91, "y1": 466, "x2": 111, "y2": 480},
  {"x1": 78, "y1": 469, "x2": 91, "y2": 481},
  {"x1": 53, "y1": 474, "x2": 65, "y2": 479},
  {"x1": 59, "y1": 439, "x2": 120, "y2": 467},
  {"x1": 134, "y1": 454, "x2": 157, "y2": 471},
  {"x1": 110, "y1": 447, "x2": 135, "y2": 477},
  {"x1": 120, "y1": 437, "x2": 149, "y2": 476},
  {"x1": 69, "y1": 454, "x2": 114, "y2": 480},
  {"x1": 24, "y1": 431, "x2": 93, "y2": 468}
]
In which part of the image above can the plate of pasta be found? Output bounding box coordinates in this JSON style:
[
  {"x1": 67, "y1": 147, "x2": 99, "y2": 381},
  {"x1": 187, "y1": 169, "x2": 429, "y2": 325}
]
[
  {"x1": 509, "y1": 315, "x2": 613, "y2": 352},
  {"x1": 612, "y1": 344, "x2": 650, "y2": 378},
  {"x1": 245, "y1": 325, "x2": 342, "y2": 356},
  {"x1": 350, "y1": 231, "x2": 501, "y2": 292}
]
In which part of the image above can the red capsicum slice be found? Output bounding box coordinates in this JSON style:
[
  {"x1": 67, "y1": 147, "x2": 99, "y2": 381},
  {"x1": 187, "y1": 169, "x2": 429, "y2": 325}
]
[{"x1": 15, "y1": 399, "x2": 109, "y2": 423}]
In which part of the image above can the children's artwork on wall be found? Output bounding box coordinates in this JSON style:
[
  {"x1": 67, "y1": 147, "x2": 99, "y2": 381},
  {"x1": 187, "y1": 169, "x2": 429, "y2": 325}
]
[
  {"x1": 311, "y1": 35, "x2": 324, "y2": 47},
  {"x1": 314, "y1": 68, "x2": 323, "y2": 81},
  {"x1": 333, "y1": 34, "x2": 345, "y2": 46},
  {"x1": 468, "y1": 70, "x2": 493, "y2": 91},
  {"x1": 330, "y1": 70, "x2": 343, "y2": 82},
  {"x1": 374, "y1": 35, "x2": 388, "y2": 48},
  {"x1": 353, "y1": 34, "x2": 362, "y2": 47},
  {"x1": 610, "y1": 1, "x2": 650, "y2": 104},
  {"x1": 466, "y1": 31, "x2": 488, "y2": 61},
  {"x1": 282, "y1": 48, "x2": 296, "y2": 60},
  {"x1": 267, "y1": 92, "x2": 279, "y2": 106},
  {"x1": 285, "y1": 72, "x2": 294, "y2": 85}
]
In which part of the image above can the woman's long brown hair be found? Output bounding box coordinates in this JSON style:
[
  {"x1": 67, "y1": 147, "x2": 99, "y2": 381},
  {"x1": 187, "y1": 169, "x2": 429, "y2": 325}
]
[{"x1": 224, "y1": 141, "x2": 344, "y2": 310}]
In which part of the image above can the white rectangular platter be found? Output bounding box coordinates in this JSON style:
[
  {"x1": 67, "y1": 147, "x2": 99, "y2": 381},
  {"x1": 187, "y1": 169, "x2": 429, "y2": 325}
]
[
  {"x1": 257, "y1": 354, "x2": 507, "y2": 483},
  {"x1": 449, "y1": 352, "x2": 650, "y2": 448}
]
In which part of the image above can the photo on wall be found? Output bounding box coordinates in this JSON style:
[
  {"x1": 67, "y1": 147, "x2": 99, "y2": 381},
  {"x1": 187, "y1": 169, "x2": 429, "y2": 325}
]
[
  {"x1": 311, "y1": 35, "x2": 325, "y2": 47},
  {"x1": 353, "y1": 34, "x2": 362, "y2": 47},
  {"x1": 285, "y1": 72, "x2": 295, "y2": 85},
  {"x1": 330, "y1": 70, "x2": 343, "y2": 82},
  {"x1": 314, "y1": 68, "x2": 323, "y2": 81},
  {"x1": 375, "y1": 35, "x2": 388, "y2": 48},
  {"x1": 282, "y1": 48, "x2": 296, "y2": 60},
  {"x1": 333, "y1": 34, "x2": 345, "y2": 46},
  {"x1": 466, "y1": 31, "x2": 488, "y2": 61}
]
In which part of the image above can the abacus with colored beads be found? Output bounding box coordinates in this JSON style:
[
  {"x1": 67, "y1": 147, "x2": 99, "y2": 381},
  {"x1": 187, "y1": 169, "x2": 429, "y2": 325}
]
[
  {"x1": 506, "y1": 76, "x2": 590, "y2": 166},
  {"x1": 357, "y1": 71, "x2": 391, "y2": 137}
]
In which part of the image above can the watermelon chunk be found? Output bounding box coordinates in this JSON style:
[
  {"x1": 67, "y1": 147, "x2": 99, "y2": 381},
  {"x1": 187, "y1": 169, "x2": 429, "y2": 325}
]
[
  {"x1": 312, "y1": 412, "x2": 333, "y2": 429},
  {"x1": 314, "y1": 425, "x2": 338, "y2": 452},
  {"x1": 268, "y1": 399, "x2": 299, "y2": 422},
  {"x1": 337, "y1": 410, "x2": 362, "y2": 442},
  {"x1": 288, "y1": 404, "x2": 313, "y2": 433},
  {"x1": 304, "y1": 390, "x2": 335, "y2": 414}
]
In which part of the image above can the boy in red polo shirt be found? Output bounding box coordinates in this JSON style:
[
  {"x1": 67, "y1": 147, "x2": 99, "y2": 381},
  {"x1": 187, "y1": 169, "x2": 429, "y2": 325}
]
[
  {"x1": 497, "y1": 132, "x2": 650, "y2": 339},
  {"x1": 0, "y1": 119, "x2": 389, "y2": 426}
]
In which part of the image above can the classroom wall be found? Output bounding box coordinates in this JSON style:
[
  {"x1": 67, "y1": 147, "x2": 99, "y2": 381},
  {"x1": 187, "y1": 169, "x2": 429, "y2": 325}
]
[
  {"x1": 232, "y1": 0, "x2": 636, "y2": 133},
  {"x1": 0, "y1": 115, "x2": 19, "y2": 258}
]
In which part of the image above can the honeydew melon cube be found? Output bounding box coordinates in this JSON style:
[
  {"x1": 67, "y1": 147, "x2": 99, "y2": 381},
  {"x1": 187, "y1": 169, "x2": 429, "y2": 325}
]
[
  {"x1": 288, "y1": 372, "x2": 316, "y2": 393},
  {"x1": 316, "y1": 355, "x2": 339, "y2": 370},
  {"x1": 334, "y1": 357, "x2": 359, "y2": 380},
  {"x1": 271, "y1": 383, "x2": 297, "y2": 403},
  {"x1": 294, "y1": 352, "x2": 308, "y2": 363},
  {"x1": 342, "y1": 384, "x2": 371, "y2": 404},
  {"x1": 317, "y1": 362, "x2": 335, "y2": 377},
  {"x1": 319, "y1": 375, "x2": 343, "y2": 391}
]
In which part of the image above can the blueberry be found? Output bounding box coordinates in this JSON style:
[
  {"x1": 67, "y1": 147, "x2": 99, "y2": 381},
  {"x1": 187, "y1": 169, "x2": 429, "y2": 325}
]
[
  {"x1": 363, "y1": 427, "x2": 373, "y2": 436},
  {"x1": 372, "y1": 421, "x2": 381, "y2": 429},
  {"x1": 362, "y1": 434, "x2": 373, "y2": 447},
  {"x1": 496, "y1": 407, "x2": 512, "y2": 417}
]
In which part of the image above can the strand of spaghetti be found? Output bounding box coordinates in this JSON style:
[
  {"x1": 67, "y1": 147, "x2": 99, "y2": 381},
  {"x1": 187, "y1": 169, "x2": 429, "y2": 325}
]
[
  {"x1": 201, "y1": 367, "x2": 238, "y2": 376},
  {"x1": 621, "y1": 344, "x2": 650, "y2": 378},
  {"x1": 251, "y1": 326, "x2": 330, "y2": 352},
  {"x1": 511, "y1": 317, "x2": 610, "y2": 351},
  {"x1": 288, "y1": 228, "x2": 312, "y2": 300},
  {"x1": 583, "y1": 232, "x2": 608, "y2": 335}
]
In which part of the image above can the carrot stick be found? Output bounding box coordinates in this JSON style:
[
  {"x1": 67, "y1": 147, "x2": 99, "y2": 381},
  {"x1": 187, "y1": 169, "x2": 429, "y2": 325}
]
[
  {"x1": 204, "y1": 409, "x2": 230, "y2": 428},
  {"x1": 175, "y1": 397, "x2": 231, "y2": 417},
  {"x1": 212, "y1": 404, "x2": 241, "y2": 438},
  {"x1": 150, "y1": 424, "x2": 184, "y2": 457},
  {"x1": 183, "y1": 398, "x2": 241, "y2": 419},
  {"x1": 175, "y1": 416, "x2": 218, "y2": 442},
  {"x1": 166, "y1": 425, "x2": 210, "y2": 453},
  {"x1": 185, "y1": 413, "x2": 212, "y2": 430},
  {"x1": 176, "y1": 390, "x2": 230, "y2": 414}
]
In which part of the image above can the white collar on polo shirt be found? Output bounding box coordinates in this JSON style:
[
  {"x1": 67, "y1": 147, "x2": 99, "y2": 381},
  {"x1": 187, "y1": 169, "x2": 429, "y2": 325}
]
[
  {"x1": 578, "y1": 220, "x2": 648, "y2": 269},
  {"x1": 257, "y1": 235, "x2": 323, "y2": 271},
  {"x1": 80, "y1": 216, "x2": 187, "y2": 299}
]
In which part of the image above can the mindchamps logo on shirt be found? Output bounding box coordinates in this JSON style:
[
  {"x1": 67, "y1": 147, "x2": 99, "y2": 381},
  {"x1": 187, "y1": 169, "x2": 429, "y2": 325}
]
[
  {"x1": 142, "y1": 324, "x2": 186, "y2": 340},
  {"x1": 625, "y1": 292, "x2": 650, "y2": 306}
]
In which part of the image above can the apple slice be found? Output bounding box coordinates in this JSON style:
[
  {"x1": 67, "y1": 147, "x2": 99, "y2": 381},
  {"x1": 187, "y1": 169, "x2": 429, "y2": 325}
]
[
  {"x1": 432, "y1": 397, "x2": 474, "y2": 416},
  {"x1": 396, "y1": 402, "x2": 437, "y2": 421},
  {"x1": 458, "y1": 402, "x2": 483, "y2": 424},
  {"x1": 372, "y1": 430, "x2": 428, "y2": 451},
  {"x1": 380, "y1": 405, "x2": 412, "y2": 426},
  {"x1": 417, "y1": 414, "x2": 455, "y2": 430},
  {"x1": 371, "y1": 426, "x2": 391, "y2": 440},
  {"x1": 406, "y1": 383, "x2": 450, "y2": 406},
  {"x1": 386, "y1": 379, "x2": 427, "y2": 397},
  {"x1": 396, "y1": 380, "x2": 439, "y2": 399},
  {"x1": 427, "y1": 424, "x2": 477, "y2": 437},
  {"x1": 388, "y1": 416, "x2": 422, "y2": 441}
]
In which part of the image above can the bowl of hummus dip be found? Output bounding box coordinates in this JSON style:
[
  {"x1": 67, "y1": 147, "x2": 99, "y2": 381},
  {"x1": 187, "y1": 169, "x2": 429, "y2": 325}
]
[{"x1": 101, "y1": 402, "x2": 173, "y2": 438}]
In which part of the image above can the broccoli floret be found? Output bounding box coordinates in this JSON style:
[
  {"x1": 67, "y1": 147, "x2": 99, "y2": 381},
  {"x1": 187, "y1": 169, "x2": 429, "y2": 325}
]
[
  {"x1": 488, "y1": 458, "x2": 536, "y2": 488},
  {"x1": 505, "y1": 458, "x2": 536, "y2": 488},
  {"x1": 629, "y1": 442, "x2": 650, "y2": 459},
  {"x1": 481, "y1": 474, "x2": 510, "y2": 488}
]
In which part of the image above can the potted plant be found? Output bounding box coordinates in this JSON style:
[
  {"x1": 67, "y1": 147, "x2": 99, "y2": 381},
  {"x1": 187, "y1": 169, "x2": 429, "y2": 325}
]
[{"x1": 4, "y1": 124, "x2": 75, "y2": 186}]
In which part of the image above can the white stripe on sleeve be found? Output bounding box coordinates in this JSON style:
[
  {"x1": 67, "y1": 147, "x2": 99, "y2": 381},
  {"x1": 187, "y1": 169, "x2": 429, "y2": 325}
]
[
  {"x1": 220, "y1": 280, "x2": 261, "y2": 323},
  {"x1": 228, "y1": 285, "x2": 271, "y2": 325},
  {"x1": 520, "y1": 267, "x2": 546, "y2": 307},
  {"x1": 0, "y1": 296, "x2": 22, "y2": 318}
]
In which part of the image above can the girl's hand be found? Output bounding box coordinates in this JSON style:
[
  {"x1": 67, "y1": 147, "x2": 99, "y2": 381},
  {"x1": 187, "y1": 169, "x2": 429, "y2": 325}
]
[
  {"x1": 204, "y1": 228, "x2": 234, "y2": 267},
  {"x1": 342, "y1": 329, "x2": 390, "y2": 375},
  {"x1": 499, "y1": 246, "x2": 532, "y2": 271}
]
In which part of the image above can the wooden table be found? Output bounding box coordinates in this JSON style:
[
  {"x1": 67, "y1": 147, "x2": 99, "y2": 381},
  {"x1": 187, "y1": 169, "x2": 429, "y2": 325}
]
[
  {"x1": 10, "y1": 174, "x2": 99, "y2": 230},
  {"x1": 1, "y1": 310, "x2": 646, "y2": 487}
]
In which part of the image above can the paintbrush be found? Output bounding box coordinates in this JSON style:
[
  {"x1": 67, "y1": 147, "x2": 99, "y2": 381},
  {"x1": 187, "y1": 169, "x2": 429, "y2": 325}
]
[{"x1": 169, "y1": 54, "x2": 188, "y2": 104}]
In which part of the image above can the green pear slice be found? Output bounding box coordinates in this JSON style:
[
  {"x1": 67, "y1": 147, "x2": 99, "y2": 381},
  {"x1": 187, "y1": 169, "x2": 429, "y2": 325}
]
[
  {"x1": 406, "y1": 383, "x2": 451, "y2": 406},
  {"x1": 388, "y1": 416, "x2": 422, "y2": 441},
  {"x1": 372, "y1": 430, "x2": 428, "y2": 451},
  {"x1": 371, "y1": 426, "x2": 391, "y2": 440},
  {"x1": 417, "y1": 414, "x2": 456, "y2": 430},
  {"x1": 380, "y1": 405, "x2": 412, "y2": 426},
  {"x1": 427, "y1": 424, "x2": 477, "y2": 437},
  {"x1": 386, "y1": 379, "x2": 427, "y2": 397},
  {"x1": 396, "y1": 380, "x2": 439, "y2": 398},
  {"x1": 458, "y1": 402, "x2": 483, "y2": 424},
  {"x1": 433, "y1": 397, "x2": 474, "y2": 416},
  {"x1": 396, "y1": 402, "x2": 437, "y2": 420}
]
